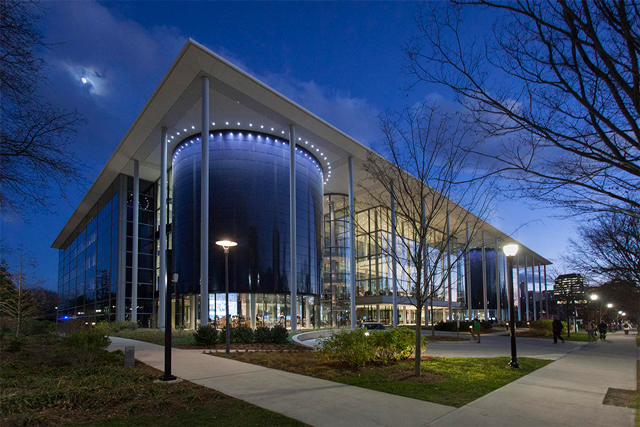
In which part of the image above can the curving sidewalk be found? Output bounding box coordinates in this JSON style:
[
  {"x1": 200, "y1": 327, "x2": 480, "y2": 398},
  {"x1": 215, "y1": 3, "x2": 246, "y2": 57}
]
[{"x1": 108, "y1": 330, "x2": 637, "y2": 427}]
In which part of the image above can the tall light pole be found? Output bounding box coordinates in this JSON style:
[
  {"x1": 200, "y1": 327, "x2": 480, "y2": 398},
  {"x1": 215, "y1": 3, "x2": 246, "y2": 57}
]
[
  {"x1": 216, "y1": 240, "x2": 237, "y2": 355},
  {"x1": 503, "y1": 244, "x2": 520, "y2": 369}
]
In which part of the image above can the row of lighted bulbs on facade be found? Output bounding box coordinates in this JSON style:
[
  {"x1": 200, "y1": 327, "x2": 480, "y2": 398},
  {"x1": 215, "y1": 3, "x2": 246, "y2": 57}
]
[{"x1": 169, "y1": 122, "x2": 332, "y2": 185}]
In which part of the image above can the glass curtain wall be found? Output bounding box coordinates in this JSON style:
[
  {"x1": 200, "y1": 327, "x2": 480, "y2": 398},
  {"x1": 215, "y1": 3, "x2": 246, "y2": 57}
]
[
  {"x1": 58, "y1": 179, "x2": 120, "y2": 323},
  {"x1": 125, "y1": 176, "x2": 156, "y2": 327},
  {"x1": 321, "y1": 194, "x2": 350, "y2": 327}
]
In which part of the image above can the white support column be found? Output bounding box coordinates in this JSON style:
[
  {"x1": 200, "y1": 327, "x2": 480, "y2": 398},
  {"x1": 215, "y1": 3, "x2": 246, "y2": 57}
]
[
  {"x1": 495, "y1": 239, "x2": 500, "y2": 322},
  {"x1": 376, "y1": 304, "x2": 380, "y2": 322},
  {"x1": 390, "y1": 181, "x2": 398, "y2": 328},
  {"x1": 190, "y1": 295, "x2": 196, "y2": 329},
  {"x1": 465, "y1": 222, "x2": 472, "y2": 320},
  {"x1": 250, "y1": 295, "x2": 257, "y2": 329},
  {"x1": 403, "y1": 306, "x2": 407, "y2": 325},
  {"x1": 538, "y1": 262, "x2": 543, "y2": 318},
  {"x1": 524, "y1": 254, "x2": 529, "y2": 322},
  {"x1": 544, "y1": 265, "x2": 549, "y2": 317},
  {"x1": 446, "y1": 210, "x2": 452, "y2": 321},
  {"x1": 200, "y1": 77, "x2": 210, "y2": 327},
  {"x1": 290, "y1": 124, "x2": 298, "y2": 332},
  {"x1": 531, "y1": 258, "x2": 537, "y2": 321},
  {"x1": 159, "y1": 126, "x2": 168, "y2": 329},
  {"x1": 348, "y1": 157, "x2": 357, "y2": 329},
  {"x1": 132, "y1": 160, "x2": 140, "y2": 323},
  {"x1": 482, "y1": 231, "x2": 487, "y2": 319}
]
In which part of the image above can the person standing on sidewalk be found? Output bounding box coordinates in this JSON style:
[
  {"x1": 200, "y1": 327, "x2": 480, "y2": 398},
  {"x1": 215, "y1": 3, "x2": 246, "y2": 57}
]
[
  {"x1": 623, "y1": 322, "x2": 630, "y2": 335},
  {"x1": 472, "y1": 318, "x2": 482, "y2": 343},
  {"x1": 585, "y1": 320, "x2": 597, "y2": 342},
  {"x1": 552, "y1": 316, "x2": 565, "y2": 344},
  {"x1": 598, "y1": 321, "x2": 607, "y2": 340}
]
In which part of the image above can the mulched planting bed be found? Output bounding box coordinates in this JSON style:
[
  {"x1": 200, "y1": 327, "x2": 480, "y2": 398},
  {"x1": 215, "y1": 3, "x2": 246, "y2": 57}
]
[{"x1": 0, "y1": 336, "x2": 305, "y2": 427}]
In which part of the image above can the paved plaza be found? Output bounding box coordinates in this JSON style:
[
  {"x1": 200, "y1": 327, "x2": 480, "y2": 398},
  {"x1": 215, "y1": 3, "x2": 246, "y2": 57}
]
[{"x1": 108, "y1": 330, "x2": 637, "y2": 427}]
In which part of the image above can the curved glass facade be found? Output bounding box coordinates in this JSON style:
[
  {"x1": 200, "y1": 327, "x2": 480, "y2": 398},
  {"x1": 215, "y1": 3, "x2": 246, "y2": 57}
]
[{"x1": 172, "y1": 130, "x2": 323, "y2": 296}]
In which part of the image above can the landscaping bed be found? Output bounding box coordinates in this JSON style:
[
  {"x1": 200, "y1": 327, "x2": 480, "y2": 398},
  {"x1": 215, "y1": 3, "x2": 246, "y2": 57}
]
[{"x1": 0, "y1": 335, "x2": 305, "y2": 427}]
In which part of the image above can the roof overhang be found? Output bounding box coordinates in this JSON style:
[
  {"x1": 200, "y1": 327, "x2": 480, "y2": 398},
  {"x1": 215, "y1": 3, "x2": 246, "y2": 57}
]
[{"x1": 51, "y1": 39, "x2": 551, "y2": 265}]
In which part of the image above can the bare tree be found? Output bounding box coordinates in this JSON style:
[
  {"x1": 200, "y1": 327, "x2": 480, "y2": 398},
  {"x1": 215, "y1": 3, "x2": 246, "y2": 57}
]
[
  {"x1": 407, "y1": 1, "x2": 640, "y2": 216},
  {"x1": 359, "y1": 102, "x2": 495, "y2": 376},
  {"x1": 0, "y1": 251, "x2": 44, "y2": 336},
  {"x1": 565, "y1": 210, "x2": 640, "y2": 322},
  {"x1": 0, "y1": 0, "x2": 84, "y2": 215}
]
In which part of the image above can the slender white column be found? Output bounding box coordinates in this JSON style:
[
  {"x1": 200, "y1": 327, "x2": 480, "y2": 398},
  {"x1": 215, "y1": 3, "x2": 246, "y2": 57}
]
[
  {"x1": 132, "y1": 160, "x2": 140, "y2": 323},
  {"x1": 482, "y1": 231, "x2": 487, "y2": 319},
  {"x1": 200, "y1": 77, "x2": 210, "y2": 326},
  {"x1": 524, "y1": 254, "x2": 529, "y2": 321},
  {"x1": 159, "y1": 126, "x2": 168, "y2": 329},
  {"x1": 544, "y1": 265, "x2": 549, "y2": 317},
  {"x1": 290, "y1": 124, "x2": 298, "y2": 332},
  {"x1": 348, "y1": 156, "x2": 356, "y2": 329},
  {"x1": 446, "y1": 210, "x2": 452, "y2": 321},
  {"x1": 538, "y1": 262, "x2": 543, "y2": 318},
  {"x1": 465, "y1": 222, "x2": 472, "y2": 320},
  {"x1": 495, "y1": 239, "x2": 500, "y2": 322},
  {"x1": 250, "y1": 294, "x2": 256, "y2": 329},
  {"x1": 531, "y1": 258, "x2": 537, "y2": 321},
  {"x1": 390, "y1": 181, "x2": 398, "y2": 328}
]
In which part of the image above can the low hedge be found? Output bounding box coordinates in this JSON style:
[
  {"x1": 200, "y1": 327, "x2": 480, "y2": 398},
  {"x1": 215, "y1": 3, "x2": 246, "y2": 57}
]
[{"x1": 193, "y1": 324, "x2": 289, "y2": 345}]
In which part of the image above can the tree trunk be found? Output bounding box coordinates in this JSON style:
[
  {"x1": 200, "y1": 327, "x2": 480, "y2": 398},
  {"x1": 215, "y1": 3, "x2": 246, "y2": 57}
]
[
  {"x1": 430, "y1": 296, "x2": 435, "y2": 336},
  {"x1": 415, "y1": 304, "x2": 422, "y2": 376}
]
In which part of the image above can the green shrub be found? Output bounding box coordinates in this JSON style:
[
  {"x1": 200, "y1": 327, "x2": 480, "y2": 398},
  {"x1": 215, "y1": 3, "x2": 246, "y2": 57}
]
[
  {"x1": 6, "y1": 336, "x2": 24, "y2": 352},
  {"x1": 231, "y1": 325, "x2": 254, "y2": 343},
  {"x1": 22, "y1": 320, "x2": 55, "y2": 336},
  {"x1": 318, "y1": 327, "x2": 428, "y2": 368},
  {"x1": 372, "y1": 327, "x2": 426, "y2": 364},
  {"x1": 318, "y1": 328, "x2": 375, "y2": 367},
  {"x1": 67, "y1": 329, "x2": 110, "y2": 351},
  {"x1": 193, "y1": 325, "x2": 218, "y2": 345},
  {"x1": 529, "y1": 320, "x2": 553, "y2": 333},
  {"x1": 254, "y1": 326, "x2": 271, "y2": 343},
  {"x1": 270, "y1": 325, "x2": 289, "y2": 344},
  {"x1": 96, "y1": 320, "x2": 138, "y2": 334}
]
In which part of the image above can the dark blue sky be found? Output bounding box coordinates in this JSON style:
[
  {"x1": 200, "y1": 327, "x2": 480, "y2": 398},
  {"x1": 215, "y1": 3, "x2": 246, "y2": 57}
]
[{"x1": 2, "y1": 1, "x2": 575, "y2": 290}]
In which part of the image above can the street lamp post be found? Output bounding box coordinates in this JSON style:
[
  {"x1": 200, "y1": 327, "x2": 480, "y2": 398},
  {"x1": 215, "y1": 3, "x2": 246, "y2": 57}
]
[
  {"x1": 503, "y1": 244, "x2": 520, "y2": 369},
  {"x1": 216, "y1": 240, "x2": 237, "y2": 355},
  {"x1": 606, "y1": 303, "x2": 613, "y2": 330}
]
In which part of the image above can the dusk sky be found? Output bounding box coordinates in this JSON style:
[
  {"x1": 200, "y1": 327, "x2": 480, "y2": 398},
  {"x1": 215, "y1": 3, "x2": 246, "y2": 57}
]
[{"x1": 2, "y1": 1, "x2": 576, "y2": 291}]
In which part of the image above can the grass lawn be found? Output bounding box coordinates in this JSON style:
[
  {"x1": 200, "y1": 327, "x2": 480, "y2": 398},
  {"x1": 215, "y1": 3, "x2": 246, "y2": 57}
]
[
  {"x1": 0, "y1": 335, "x2": 305, "y2": 427},
  {"x1": 111, "y1": 328, "x2": 196, "y2": 346},
  {"x1": 214, "y1": 351, "x2": 551, "y2": 407}
]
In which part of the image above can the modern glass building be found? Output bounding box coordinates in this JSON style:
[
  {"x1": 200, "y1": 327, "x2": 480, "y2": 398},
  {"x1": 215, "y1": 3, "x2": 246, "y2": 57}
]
[{"x1": 52, "y1": 40, "x2": 552, "y2": 329}]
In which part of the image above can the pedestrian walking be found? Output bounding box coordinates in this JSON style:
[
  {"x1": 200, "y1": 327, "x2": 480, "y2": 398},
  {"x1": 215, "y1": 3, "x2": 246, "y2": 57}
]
[
  {"x1": 471, "y1": 318, "x2": 482, "y2": 343},
  {"x1": 552, "y1": 317, "x2": 565, "y2": 344},
  {"x1": 623, "y1": 322, "x2": 630, "y2": 335},
  {"x1": 585, "y1": 320, "x2": 597, "y2": 342},
  {"x1": 598, "y1": 321, "x2": 607, "y2": 340}
]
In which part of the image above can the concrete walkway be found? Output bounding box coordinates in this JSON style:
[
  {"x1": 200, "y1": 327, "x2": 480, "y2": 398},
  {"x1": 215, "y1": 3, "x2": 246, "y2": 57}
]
[{"x1": 108, "y1": 331, "x2": 637, "y2": 427}]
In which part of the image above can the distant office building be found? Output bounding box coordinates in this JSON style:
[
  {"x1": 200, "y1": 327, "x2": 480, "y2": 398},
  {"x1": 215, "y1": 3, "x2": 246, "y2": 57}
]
[{"x1": 554, "y1": 274, "x2": 587, "y2": 307}]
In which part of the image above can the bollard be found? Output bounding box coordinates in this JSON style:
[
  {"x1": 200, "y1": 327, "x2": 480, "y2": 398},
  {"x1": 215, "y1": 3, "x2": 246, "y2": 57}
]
[{"x1": 124, "y1": 346, "x2": 135, "y2": 368}]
